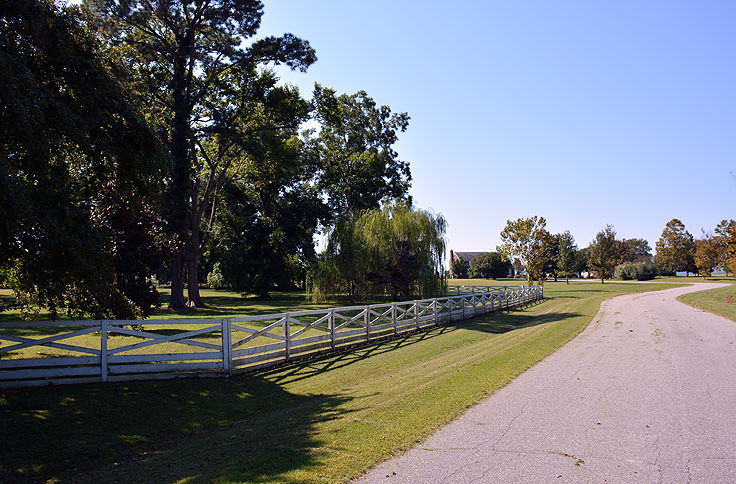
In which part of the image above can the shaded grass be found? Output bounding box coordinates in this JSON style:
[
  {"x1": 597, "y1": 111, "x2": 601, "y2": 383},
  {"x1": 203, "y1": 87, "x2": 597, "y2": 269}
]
[
  {"x1": 0, "y1": 281, "x2": 684, "y2": 484},
  {"x1": 0, "y1": 288, "x2": 341, "y2": 323},
  {"x1": 677, "y1": 283, "x2": 736, "y2": 322}
]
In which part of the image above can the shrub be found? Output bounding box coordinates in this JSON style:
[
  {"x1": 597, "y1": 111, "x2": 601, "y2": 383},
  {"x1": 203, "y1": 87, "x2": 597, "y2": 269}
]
[
  {"x1": 206, "y1": 262, "x2": 227, "y2": 289},
  {"x1": 615, "y1": 262, "x2": 659, "y2": 281},
  {"x1": 469, "y1": 252, "x2": 512, "y2": 279},
  {"x1": 451, "y1": 258, "x2": 469, "y2": 279}
]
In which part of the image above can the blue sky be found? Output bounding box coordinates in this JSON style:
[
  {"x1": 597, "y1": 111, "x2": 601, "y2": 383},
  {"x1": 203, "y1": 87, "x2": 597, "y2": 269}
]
[{"x1": 260, "y1": 0, "x2": 736, "y2": 256}]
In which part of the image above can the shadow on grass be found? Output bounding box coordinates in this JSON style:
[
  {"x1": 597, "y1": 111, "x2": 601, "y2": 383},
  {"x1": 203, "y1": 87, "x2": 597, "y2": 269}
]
[
  {"x1": 0, "y1": 299, "x2": 577, "y2": 483},
  {"x1": 260, "y1": 304, "x2": 580, "y2": 386},
  {"x1": 0, "y1": 376, "x2": 355, "y2": 484}
]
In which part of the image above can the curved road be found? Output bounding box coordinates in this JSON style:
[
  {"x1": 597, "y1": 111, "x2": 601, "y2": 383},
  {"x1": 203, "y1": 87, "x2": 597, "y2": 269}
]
[{"x1": 357, "y1": 283, "x2": 736, "y2": 483}]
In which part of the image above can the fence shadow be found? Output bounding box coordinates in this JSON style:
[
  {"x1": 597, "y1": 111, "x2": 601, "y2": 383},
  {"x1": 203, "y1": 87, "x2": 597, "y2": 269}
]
[
  {"x1": 0, "y1": 376, "x2": 355, "y2": 484},
  {"x1": 260, "y1": 306, "x2": 580, "y2": 386}
]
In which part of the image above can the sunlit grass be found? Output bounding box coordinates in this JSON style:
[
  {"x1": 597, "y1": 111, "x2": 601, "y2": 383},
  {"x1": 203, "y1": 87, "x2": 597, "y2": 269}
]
[{"x1": 677, "y1": 282, "x2": 736, "y2": 322}]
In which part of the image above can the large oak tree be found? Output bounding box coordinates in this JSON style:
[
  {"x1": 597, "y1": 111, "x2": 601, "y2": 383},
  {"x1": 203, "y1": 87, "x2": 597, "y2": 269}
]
[
  {"x1": 88, "y1": 0, "x2": 316, "y2": 308},
  {"x1": 1, "y1": 0, "x2": 167, "y2": 318}
]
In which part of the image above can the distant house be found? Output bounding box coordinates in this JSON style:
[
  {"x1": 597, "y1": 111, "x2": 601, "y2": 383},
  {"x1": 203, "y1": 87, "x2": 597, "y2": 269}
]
[{"x1": 448, "y1": 250, "x2": 489, "y2": 277}]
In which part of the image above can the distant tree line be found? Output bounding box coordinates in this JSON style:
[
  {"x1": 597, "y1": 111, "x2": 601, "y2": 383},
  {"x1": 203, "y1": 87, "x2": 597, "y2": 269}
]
[
  {"x1": 454, "y1": 216, "x2": 733, "y2": 284},
  {"x1": 1, "y1": 0, "x2": 444, "y2": 319}
]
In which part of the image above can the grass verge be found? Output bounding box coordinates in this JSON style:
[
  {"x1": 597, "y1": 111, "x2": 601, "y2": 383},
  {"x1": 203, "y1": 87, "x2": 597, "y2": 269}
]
[
  {"x1": 0, "y1": 281, "x2": 682, "y2": 484},
  {"x1": 677, "y1": 283, "x2": 736, "y2": 322}
]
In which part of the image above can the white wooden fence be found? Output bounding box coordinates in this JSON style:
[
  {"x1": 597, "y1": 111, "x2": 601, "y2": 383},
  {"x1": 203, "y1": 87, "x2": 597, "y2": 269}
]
[
  {"x1": 0, "y1": 285, "x2": 543, "y2": 388},
  {"x1": 447, "y1": 285, "x2": 513, "y2": 295}
]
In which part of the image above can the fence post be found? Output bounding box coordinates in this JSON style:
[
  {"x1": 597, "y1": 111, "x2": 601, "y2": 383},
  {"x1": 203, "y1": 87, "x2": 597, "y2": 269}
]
[
  {"x1": 462, "y1": 295, "x2": 466, "y2": 320},
  {"x1": 100, "y1": 320, "x2": 108, "y2": 383},
  {"x1": 222, "y1": 318, "x2": 232, "y2": 377},
  {"x1": 414, "y1": 302, "x2": 419, "y2": 329},
  {"x1": 365, "y1": 305, "x2": 371, "y2": 342},
  {"x1": 329, "y1": 310, "x2": 336, "y2": 350},
  {"x1": 392, "y1": 304, "x2": 398, "y2": 335},
  {"x1": 283, "y1": 316, "x2": 290, "y2": 362},
  {"x1": 433, "y1": 299, "x2": 438, "y2": 326}
]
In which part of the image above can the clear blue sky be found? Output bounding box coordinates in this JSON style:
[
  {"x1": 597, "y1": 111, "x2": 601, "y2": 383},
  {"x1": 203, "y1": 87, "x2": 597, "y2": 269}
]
[{"x1": 260, "y1": 0, "x2": 736, "y2": 258}]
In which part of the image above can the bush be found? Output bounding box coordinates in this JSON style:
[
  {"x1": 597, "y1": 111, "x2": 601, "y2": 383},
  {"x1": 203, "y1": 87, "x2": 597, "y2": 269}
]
[
  {"x1": 451, "y1": 258, "x2": 469, "y2": 279},
  {"x1": 206, "y1": 262, "x2": 227, "y2": 289},
  {"x1": 469, "y1": 252, "x2": 512, "y2": 279},
  {"x1": 615, "y1": 262, "x2": 659, "y2": 281}
]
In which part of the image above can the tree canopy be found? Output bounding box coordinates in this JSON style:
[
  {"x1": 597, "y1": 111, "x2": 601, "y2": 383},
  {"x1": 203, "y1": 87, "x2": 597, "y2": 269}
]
[
  {"x1": 556, "y1": 231, "x2": 578, "y2": 283},
  {"x1": 587, "y1": 225, "x2": 624, "y2": 283},
  {"x1": 715, "y1": 219, "x2": 736, "y2": 275},
  {"x1": 1, "y1": 0, "x2": 168, "y2": 319},
  {"x1": 498, "y1": 216, "x2": 551, "y2": 284},
  {"x1": 655, "y1": 219, "x2": 696, "y2": 275},
  {"x1": 87, "y1": 0, "x2": 317, "y2": 308},
  {"x1": 469, "y1": 253, "x2": 512, "y2": 279},
  {"x1": 308, "y1": 85, "x2": 412, "y2": 218},
  {"x1": 309, "y1": 202, "x2": 446, "y2": 303}
]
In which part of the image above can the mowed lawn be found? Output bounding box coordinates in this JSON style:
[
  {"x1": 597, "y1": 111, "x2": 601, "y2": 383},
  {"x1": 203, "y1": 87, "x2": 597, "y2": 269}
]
[
  {"x1": 677, "y1": 281, "x2": 736, "y2": 322},
  {"x1": 0, "y1": 281, "x2": 683, "y2": 484},
  {"x1": 0, "y1": 287, "x2": 348, "y2": 323},
  {"x1": 0, "y1": 288, "x2": 387, "y2": 360}
]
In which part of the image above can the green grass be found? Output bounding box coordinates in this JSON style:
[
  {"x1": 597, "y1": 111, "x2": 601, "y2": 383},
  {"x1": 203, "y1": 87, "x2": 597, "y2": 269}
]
[
  {"x1": 0, "y1": 287, "x2": 348, "y2": 323},
  {"x1": 0, "y1": 280, "x2": 684, "y2": 484},
  {"x1": 677, "y1": 282, "x2": 736, "y2": 322},
  {"x1": 654, "y1": 275, "x2": 734, "y2": 283},
  {"x1": 0, "y1": 288, "x2": 356, "y2": 360}
]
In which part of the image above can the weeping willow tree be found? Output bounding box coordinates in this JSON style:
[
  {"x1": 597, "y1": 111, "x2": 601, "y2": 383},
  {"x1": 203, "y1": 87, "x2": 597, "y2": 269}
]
[{"x1": 309, "y1": 201, "x2": 447, "y2": 302}]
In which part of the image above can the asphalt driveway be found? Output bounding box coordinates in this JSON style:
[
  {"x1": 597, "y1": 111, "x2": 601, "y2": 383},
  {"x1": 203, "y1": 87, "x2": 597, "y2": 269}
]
[{"x1": 356, "y1": 283, "x2": 736, "y2": 483}]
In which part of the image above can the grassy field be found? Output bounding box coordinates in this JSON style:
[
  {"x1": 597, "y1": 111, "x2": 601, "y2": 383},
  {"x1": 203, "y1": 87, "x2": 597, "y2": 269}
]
[
  {"x1": 0, "y1": 280, "x2": 531, "y2": 360},
  {"x1": 654, "y1": 275, "x2": 734, "y2": 283},
  {"x1": 0, "y1": 280, "x2": 684, "y2": 484},
  {"x1": 677, "y1": 282, "x2": 736, "y2": 322},
  {"x1": 0, "y1": 287, "x2": 347, "y2": 323}
]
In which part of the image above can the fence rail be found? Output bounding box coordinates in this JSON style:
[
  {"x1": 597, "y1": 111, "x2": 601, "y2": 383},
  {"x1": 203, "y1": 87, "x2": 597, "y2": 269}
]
[
  {"x1": 446, "y1": 285, "x2": 513, "y2": 295},
  {"x1": 0, "y1": 285, "x2": 543, "y2": 388}
]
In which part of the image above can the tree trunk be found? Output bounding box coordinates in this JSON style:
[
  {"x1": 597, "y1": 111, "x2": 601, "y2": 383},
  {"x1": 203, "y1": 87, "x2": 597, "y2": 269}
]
[
  {"x1": 186, "y1": 256, "x2": 206, "y2": 308},
  {"x1": 169, "y1": 257, "x2": 187, "y2": 309},
  {"x1": 168, "y1": 51, "x2": 193, "y2": 310}
]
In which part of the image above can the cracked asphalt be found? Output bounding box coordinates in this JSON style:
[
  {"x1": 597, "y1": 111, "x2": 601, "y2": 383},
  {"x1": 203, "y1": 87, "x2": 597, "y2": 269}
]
[{"x1": 355, "y1": 283, "x2": 736, "y2": 483}]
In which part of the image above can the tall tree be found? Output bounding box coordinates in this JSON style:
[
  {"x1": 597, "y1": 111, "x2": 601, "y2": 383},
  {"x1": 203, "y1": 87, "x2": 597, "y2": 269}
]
[
  {"x1": 451, "y1": 258, "x2": 469, "y2": 279},
  {"x1": 588, "y1": 225, "x2": 624, "y2": 283},
  {"x1": 655, "y1": 219, "x2": 696, "y2": 276},
  {"x1": 694, "y1": 234, "x2": 723, "y2": 278},
  {"x1": 469, "y1": 252, "x2": 512, "y2": 279},
  {"x1": 498, "y1": 216, "x2": 551, "y2": 284},
  {"x1": 715, "y1": 219, "x2": 736, "y2": 275},
  {"x1": 1, "y1": 0, "x2": 164, "y2": 319},
  {"x1": 622, "y1": 238, "x2": 652, "y2": 263},
  {"x1": 205, "y1": 125, "x2": 325, "y2": 298},
  {"x1": 88, "y1": 0, "x2": 317, "y2": 308},
  {"x1": 556, "y1": 231, "x2": 578, "y2": 284},
  {"x1": 310, "y1": 202, "x2": 446, "y2": 302},
  {"x1": 543, "y1": 234, "x2": 562, "y2": 282},
  {"x1": 308, "y1": 85, "x2": 412, "y2": 217}
]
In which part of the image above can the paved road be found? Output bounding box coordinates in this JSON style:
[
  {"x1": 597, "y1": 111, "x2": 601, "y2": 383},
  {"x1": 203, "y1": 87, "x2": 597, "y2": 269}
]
[{"x1": 356, "y1": 283, "x2": 736, "y2": 483}]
